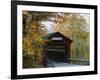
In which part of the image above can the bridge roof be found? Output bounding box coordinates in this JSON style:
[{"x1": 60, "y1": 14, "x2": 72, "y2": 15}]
[{"x1": 43, "y1": 32, "x2": 73, "y2": 42}]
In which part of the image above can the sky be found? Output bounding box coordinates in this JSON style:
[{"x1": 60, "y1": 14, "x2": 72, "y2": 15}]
[{"x1": 42, "y1": 21, "x2": 54, "y2": 33}]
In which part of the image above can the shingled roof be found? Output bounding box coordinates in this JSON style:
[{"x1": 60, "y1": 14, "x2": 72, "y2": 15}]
[{"x1": 43, "y1": 32, "x2": 73, "y2": 42}]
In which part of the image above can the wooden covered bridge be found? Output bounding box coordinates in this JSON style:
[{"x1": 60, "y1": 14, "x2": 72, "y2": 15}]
[{"x1": 40, "y1": 32, "x2": 74, "y2": 67}]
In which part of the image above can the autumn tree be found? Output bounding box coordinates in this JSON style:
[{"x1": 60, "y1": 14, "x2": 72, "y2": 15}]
[{"x1": 22, "y1": 11, "x2": 57, "y2": 68}]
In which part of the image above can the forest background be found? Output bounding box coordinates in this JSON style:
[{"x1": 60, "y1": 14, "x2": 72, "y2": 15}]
[{"x1": 22, "y1": 11, "x2": 90, "y2": 68}]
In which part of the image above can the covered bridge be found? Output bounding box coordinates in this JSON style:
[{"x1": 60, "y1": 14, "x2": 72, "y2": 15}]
[{"x1": 41, "y1": 32, "x2": 73, "y2": 67}]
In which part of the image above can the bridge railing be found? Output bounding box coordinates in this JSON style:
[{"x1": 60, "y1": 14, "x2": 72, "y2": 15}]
[{"x1": 69, "y1": 58, "x2": 89, "y2": 65}]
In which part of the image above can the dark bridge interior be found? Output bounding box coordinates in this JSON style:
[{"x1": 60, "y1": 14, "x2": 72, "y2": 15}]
[{"x1": 46, "y1": 40, "x2": 67, "y2": 62}]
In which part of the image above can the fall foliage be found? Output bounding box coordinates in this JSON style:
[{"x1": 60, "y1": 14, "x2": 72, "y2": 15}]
[{"x1": 22, "y1": 11, "x2": 90, "y2": 68}]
